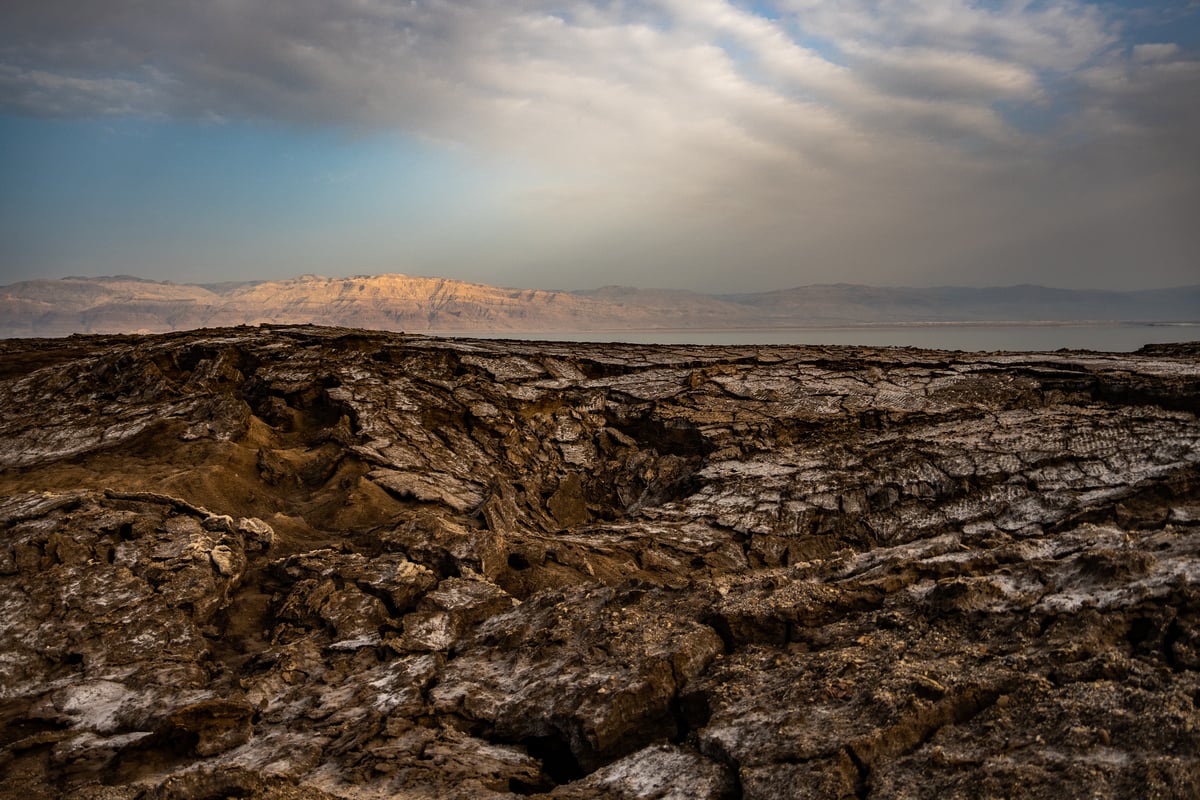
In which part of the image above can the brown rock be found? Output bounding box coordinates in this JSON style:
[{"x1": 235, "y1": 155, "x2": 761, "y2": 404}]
[{"x1": 1, "y1": 326, "x2": 1199, "y2": 799}]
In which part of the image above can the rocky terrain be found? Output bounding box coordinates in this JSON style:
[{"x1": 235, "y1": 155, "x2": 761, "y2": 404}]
[
  {"x1": 1, "y1": 325, "x2": 1199, "y2": 799},
  {"x1": 2, "y1": 274, "x2": 1197, "y2": 337}
]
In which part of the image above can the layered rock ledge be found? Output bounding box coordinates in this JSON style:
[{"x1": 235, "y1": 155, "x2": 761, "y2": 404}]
[{"x1": 1, "y1": 326, "x2": 1198, "y2": 799}]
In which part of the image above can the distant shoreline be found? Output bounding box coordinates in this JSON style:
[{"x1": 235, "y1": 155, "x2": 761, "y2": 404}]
[
  {"x1": 3, "y1": 274, "x2": 1197, "y2": 346},
  {"x1": 423, "y1": 321, "x2": 1200, "y2": 353},
  {"x1": 429, "y1": 319, "x2": 1200, "y2": 335}
]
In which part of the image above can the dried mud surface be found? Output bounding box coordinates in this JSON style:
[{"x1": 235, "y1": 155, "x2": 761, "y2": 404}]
[{"x1": 1, "y1": 326, "x2": 1199, "y2": 799}]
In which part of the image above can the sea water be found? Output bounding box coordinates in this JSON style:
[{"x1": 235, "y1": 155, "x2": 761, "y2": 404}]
[{"x1": 451, "y1": 322, "x2": 1200, "y2": 352}]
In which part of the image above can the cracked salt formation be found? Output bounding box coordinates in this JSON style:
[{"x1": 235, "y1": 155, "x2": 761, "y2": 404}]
[{"x1": 0, "y1": 327, "x2": 1198, "y2": 798}]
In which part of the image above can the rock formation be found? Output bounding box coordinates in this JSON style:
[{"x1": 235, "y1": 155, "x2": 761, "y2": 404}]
[{"x1": 1, "y1": 326, "x2": 1198, "y2": 798}]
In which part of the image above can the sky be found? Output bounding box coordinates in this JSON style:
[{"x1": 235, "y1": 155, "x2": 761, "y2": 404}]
[{"x1": 1, "y1": 0, "x2": 1198, "y2": 293}]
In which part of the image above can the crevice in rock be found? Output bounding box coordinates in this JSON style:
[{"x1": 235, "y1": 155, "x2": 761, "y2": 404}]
[
  {"x1": 508, "y1": 775, "x2": 555, "y2": 795},
  {"x1": 104, "y1": 727, "x2": 201, "y2": 786},
  {"x1": 1163, "y1": 618, "x2": 1184, "y2": 671},
  {"x1": 729, "y1": 765, "x2": 745, "y2": 800},
  {"x1": 702, "y1": 615, "x2": 738, "y2": 654},
  {"x1": 907, "y1": 686, "x2": 1007, "y2": 758},
  {"x1": 0, "y1": 713, "x2": 70, "y2": 750},
  {"x1": 671, "y1": 689, "x2": 712, "y2": 746},
  {"x1": 1094, "y1": 376, "x2": 1200, "y2": 414},
  {"x1": 521, "y1": 733, "x2": 587, "y2": 785},
  {"x1": 604, "y1": 411, "x2": 714, "y2": 461},
  {"x1": 845, "y1": 744, "x2": 871, "y2": 800}
]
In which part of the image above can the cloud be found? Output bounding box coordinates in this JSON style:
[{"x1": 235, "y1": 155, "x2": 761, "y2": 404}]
[
  {"x1": 1132, "y1": 42, "x2": 1181, "y2": 63},
  {"x1": 780, "y1": 0, "x2": 1116, "y2": 70},
  {"x1": 0, "y1": 2, "x2": 1087, "y2": 147},
  {"x1": 852, "y1": 47, "x2": 1041, "y2": 102},
  {"x1": 0, "y1": 65, "x2": 164, "y2": 117},
  {"x1": 1, "y1": 0, "x2": 1197, "y2": 290}
]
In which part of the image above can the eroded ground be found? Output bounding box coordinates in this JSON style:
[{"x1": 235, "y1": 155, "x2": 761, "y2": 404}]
[{"x1": 1, "y1": 327, "x2": 1198, "y2": 798}]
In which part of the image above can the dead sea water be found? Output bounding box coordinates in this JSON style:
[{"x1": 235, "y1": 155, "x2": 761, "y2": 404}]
[{"x1": 458, "y1": 322, "x2": 1200, "y2": 351}]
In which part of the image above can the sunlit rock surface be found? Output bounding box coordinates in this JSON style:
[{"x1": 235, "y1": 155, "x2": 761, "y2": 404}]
[{"x1": 1, "y1": 327, "x2": 1198, "y2": 799}]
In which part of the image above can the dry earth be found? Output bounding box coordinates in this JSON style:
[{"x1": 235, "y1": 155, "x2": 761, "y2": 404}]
[{"x1": 1, "y1": 326, "x2": 1199, "y2": 798}]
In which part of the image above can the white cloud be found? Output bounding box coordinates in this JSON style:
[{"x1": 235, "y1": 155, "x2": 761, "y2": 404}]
[
  {"x1": 0, "y1": 65, "x2": 164, "y2": 117},
  {"x1": 851, "y1": 47, "x2": 1042, "y2": 101},
  {"x1": 1132, "y1": 42, "x2": 1181, "y2": 63},
  {"x1": 0, "y1": 0, "x2": 1197, "y2": 290},
  {"x1": 779, "y1": 0, "x2": 1115, "y2": 70}
]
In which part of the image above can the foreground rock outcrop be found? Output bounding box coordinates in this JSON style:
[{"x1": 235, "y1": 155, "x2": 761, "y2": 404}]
[{"x1": 1, "y1": 326, "x2": 1198, "y2": 799}]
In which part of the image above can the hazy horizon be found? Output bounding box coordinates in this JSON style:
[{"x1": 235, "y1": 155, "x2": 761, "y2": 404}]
[
  {"x1": 5, "y1": 271, "x2": 1200, "y2": 296},
  {"x1": 2, "y1": 2, "x2": 1198, "y2": 293}
]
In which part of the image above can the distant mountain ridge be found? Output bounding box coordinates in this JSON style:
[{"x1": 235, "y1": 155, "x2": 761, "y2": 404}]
[{"x1": 0, "y1": 273, "x2": 1197, "y2": 338}]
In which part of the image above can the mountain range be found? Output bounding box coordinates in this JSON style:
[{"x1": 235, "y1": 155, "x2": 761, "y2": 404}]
[{"x1": 1, "y1": 273, "x2": 1197, "y2": 338}]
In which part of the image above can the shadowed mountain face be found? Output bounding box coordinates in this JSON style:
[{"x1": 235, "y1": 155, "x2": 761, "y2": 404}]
[
  {"x1": 2, "y1": 274, "x2": 1198, "y2": 337},
  {"x1": 1, "y1": 327, "x2": 1199, "y2": 798}
]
